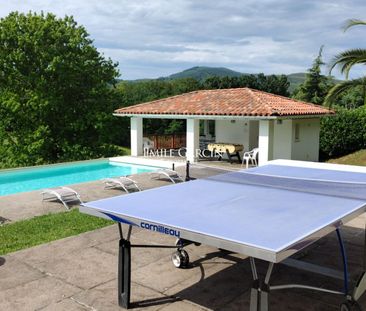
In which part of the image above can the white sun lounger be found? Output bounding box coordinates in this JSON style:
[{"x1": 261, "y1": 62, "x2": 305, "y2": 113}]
[
  {"x1": 150, "y1": 169, "x2": 184, "y2": 183},
  {"x1": 41, "y1": 186, "x2": 83, "y2": 210},
  {"x1": 102, "y1": 177, "x2": 141, "y2": 193}
]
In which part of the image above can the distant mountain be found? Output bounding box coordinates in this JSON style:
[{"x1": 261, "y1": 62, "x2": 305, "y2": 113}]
[
  {"x1": 124, "y1": 66, "x2": 340, "y2": 94},
  {"x1": 161, "y1": 66, "x2": 305, "y2": 92},
  {"x1": 164, "y1": 66, "x2": 244, "y2": 81},
  {"x1": 286, "y1": 73, "x2": 307, "y2": 92}
]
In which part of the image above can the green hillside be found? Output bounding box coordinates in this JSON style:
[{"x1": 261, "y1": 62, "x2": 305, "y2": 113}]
[
  {"x1": 286, "y1": 72, "x2": 306, "y2": 92},
  {"x1": 161, "y1": 66, "x2": 308, "y2": 92},
  {"x1": 125, "y1": 66, "x2": 341, "y2": 94},
  {"x1": 165, "y1": 66, "x2": 244, "y2": 80}
]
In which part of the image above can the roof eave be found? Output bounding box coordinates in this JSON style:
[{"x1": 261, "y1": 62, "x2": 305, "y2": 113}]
[{"x1": 113, "y1": 112, "x2": 334, "y2": 120}]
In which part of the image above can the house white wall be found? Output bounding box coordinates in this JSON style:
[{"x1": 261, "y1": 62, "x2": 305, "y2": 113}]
[
  {"x1": 258, "y1": 118, "x2": 320, "y2": 165},
  {"x1": 215, "y1": 120, "x2": 251, "y2": 150},
  {"x1": 247, "y1": 121, "x2": 259, "y2": 150},
  {"x1": 273, "y1": 120, "x2": 293, "y2": 160},
  {"x1": 258, "y1": 120, "x2": 274, "y2": 164},
  {"x1": 291, "y1": 118, "x2": 320, "y2": 161}
]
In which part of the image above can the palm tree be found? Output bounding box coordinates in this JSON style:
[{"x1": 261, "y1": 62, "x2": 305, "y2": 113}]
[{"x1": 324, "y1": 19, "x2": 366, "y2": 106}]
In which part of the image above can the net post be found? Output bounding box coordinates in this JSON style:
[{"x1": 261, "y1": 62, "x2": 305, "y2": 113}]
[{"x1": 185, "y1": 161, "x2": 191, "y2": 181}]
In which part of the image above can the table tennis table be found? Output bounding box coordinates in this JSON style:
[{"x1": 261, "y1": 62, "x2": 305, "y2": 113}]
[{"x1": 80, "y1": 159, "x2": 366, "y2": 311}]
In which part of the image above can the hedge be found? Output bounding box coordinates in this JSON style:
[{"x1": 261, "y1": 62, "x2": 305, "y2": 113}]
[{"x1": 320, "y1": 106, "x2": 366, "y2": 159}]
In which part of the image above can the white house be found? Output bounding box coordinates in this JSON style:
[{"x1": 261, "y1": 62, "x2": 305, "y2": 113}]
[{"x1": 114, "y1": 88, "x2": 334, "y2": 165}]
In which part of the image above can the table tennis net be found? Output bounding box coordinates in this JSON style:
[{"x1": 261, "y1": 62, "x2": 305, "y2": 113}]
[{"x1": 188, "y1": 163, "x2": 366, "y2": 201}]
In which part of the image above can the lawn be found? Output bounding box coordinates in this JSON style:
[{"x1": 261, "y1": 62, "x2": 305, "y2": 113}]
[
  {"x1": 327, "y1": 149, "x2": 366, "y2": 166},
  {"x1": 0, "y1": 209, "x2": 113, "y2": 255}
]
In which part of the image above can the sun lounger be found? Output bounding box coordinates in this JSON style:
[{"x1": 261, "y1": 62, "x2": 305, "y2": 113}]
[
  {"x1": 41, "y1": 186, "x2": 83, "y2": 210},
  {"x1": 150, "y1": 169, "x2": 184, "y2": 183},
  {"x1": 102, "y1": 176, "x2": 141, "y2": 193}
]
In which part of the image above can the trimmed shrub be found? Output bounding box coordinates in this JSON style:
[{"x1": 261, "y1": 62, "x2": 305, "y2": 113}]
[{"x1": 320, "y1": 107, "x2": 366, "y2": 159}]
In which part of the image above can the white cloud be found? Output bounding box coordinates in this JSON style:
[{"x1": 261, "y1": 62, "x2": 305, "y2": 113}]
[{"x1": 1, "y1": 0, "x2": 366, "y2": 79}]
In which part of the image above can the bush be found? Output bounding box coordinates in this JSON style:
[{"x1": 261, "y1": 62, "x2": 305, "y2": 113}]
[{"x1": 320, "y1": 107, "x2": 366, "y2": 159}]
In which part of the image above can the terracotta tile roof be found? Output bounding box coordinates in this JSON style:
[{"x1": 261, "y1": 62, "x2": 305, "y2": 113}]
[{"x1": 115, "y1": 88, "x2": 334, "y2": 117}]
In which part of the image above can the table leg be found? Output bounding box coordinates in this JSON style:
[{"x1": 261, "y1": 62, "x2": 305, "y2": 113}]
[
  {"x1": 249, "y1": 258, "x2": 274, "y2": 311},
  {"x1": 118, "y1": 224, "x2": 132, "y2": 309},
  {"x1": 363, "y1": 220, "x2": 366, "y2": 272},
  {"x1": 250, "y1": 258, "x2": 259, "y2": 311},
  {"x1": 351, "y1": 220, "x2": 366, "y2": 301},
  {"x1": 236, "y1": 151, "x2": 242, "y2": 164}
]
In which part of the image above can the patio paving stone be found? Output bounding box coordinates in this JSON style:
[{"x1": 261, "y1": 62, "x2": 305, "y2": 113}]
[
  {"x1": 72, "y1": 280, "x2": 170, "y2": 311},
  {"x1": 0, "y1": 276, "x2": 81, "y2": 311},
  {"x1": 38, "y1": 298, "x2": 89, "y2": 311},
  {"x1": 0, "y1": 257, "x2": 44, "y2": 291},
  {"x1": 33, "y1": 246, "x2": 117, "y2": 290}
]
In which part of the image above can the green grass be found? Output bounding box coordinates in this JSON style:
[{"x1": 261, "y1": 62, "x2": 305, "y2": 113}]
[
  {"x1": 0, "y1": 209, "x2": 113, "y2": 255},
  {"x1": 327, "y1": 149, "x2": 366, "y2": 166},
  {"x1": 116, "y1": 146, "x2": 131, "y2": 155}
]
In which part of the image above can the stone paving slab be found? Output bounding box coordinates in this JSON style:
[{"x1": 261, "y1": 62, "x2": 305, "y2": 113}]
[
  {"x1": 35, "y1": 246, "x2": 117, "y2": 290},
  {"x1": 220, "y1": 289, "x2": 338, "y2": 311},
  {"x1": 0, "y1": 258, "x2": 44, "y2": 291},
  {"x1": 73, "y1": 280, "x2": 170, "y2": 311},
  {"x1": 0, "y1": 276, "x2": 82, "y2": 311},
  {"x1": 158, "y1": 300, "x2": 210, "y2": 311},
  {"x1": 164, "y1": 260, "x2": 251, "y2": 310},
  {"x1": 39, "y1": 298, "x2": 89, "y2": 311}
]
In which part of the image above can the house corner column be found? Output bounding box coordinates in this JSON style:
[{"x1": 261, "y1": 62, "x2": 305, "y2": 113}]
[
  {"x1": 258, "y1": 120, "x2": 274, "y2": 165},
  {"x1": 186, "y1": 119, "x2": 199, "y2": 163},
  {"x1": 130, "y1": 117, "x2": 143, "y2": 156}
]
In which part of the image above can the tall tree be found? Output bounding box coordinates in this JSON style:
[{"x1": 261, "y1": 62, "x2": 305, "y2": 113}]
[
  {"x1": 325, "y1": 19, "x2": 366, "y2": 107},
  {"x1": 202, "y1": 74, "x2": 290, "y2": 96},
  {"x1": 0, "y1": 12, "x2": 119, "y2": 168},
  {"x1": 292, "y1": 46, "x2": 333, "y2": 104}
]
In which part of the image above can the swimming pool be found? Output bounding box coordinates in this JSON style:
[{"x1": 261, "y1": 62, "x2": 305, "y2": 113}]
[{"x1": 0, "y1": 160, "x2": 159, "y2": 196}]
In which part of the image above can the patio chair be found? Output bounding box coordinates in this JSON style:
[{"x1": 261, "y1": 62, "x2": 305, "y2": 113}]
[
  {"x1": 41, "y1": 186, "x2": 83, "y2": 210},
  {"x1": 150, "y1": 169, "x2": 184, "y2": 183},
  {"x1": 242, "y1": 148, "x2": 259, "y2": 169},
  {"x1": 143, "y1": 138, "x2": 155, "y2": 155},
  {"x1": 102, "y1": 176, "x2": 141, "y2": 193}
]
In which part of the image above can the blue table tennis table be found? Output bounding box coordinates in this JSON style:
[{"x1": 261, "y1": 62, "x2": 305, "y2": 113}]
[{"x1": 80, "y1": 160, "x2": 366, "y2": 311}]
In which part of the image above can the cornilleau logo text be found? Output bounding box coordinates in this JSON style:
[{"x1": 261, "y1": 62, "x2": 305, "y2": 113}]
[{"x1": 141, "y1": 222, "x2": 180, "y2": 238}]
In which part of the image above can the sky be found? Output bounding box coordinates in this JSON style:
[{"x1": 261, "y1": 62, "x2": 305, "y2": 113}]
[{"x1": 1, "y1": 0, "x2": 366, "y2": 80}]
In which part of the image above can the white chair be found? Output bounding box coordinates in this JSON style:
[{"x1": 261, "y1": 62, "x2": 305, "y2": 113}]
[
  {"x1": 150, "y1": 169, "x2": 184, "y2": 183},
  {"x1": 102, "y1": 176, "x2": 141, "y2": 193},
  {"x1": 242, "y1": 148, "x2": 259, "y2": 169},
  {"x1": 143, "y1": 138, "x2": 155, "y2": 155},
  {"x1": 41, "y1": 186, "x2": 83, "y2": 210}
]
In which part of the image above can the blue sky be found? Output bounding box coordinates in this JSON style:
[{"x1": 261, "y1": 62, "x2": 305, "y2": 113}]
[{"x1": 1, "y1": 0, "x2": 366, "y2": 80}]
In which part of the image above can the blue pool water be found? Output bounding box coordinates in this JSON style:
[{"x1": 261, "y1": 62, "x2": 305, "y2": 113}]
[{"x1": 0, "y1": 160, "x2": 159, "y2": 196}]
